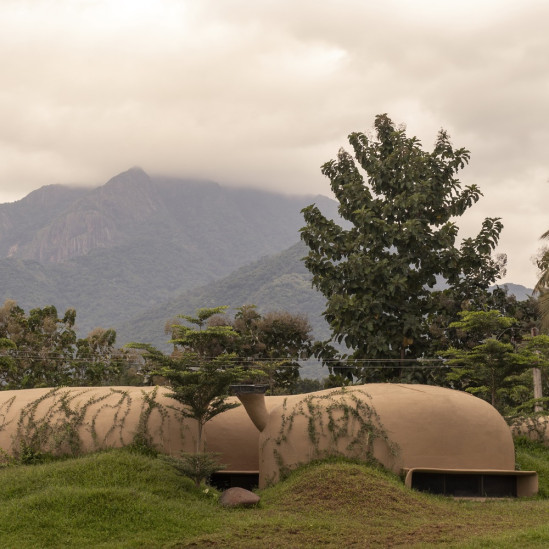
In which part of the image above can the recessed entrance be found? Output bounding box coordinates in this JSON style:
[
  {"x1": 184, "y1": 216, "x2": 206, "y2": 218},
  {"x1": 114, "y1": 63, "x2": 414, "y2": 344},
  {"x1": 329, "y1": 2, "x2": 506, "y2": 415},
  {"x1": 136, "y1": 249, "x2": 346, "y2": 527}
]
[
  {"x1": 411, "y1": 472, "x2": 517, "y2": 497},
  {"x1": 210, "y1": 472, "x2": 259, "y2": 491}
]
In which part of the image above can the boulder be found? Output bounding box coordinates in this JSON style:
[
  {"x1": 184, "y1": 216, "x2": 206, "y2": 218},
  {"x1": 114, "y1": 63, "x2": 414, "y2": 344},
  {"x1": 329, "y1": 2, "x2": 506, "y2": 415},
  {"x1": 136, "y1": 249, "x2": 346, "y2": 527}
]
[{"x1": 219, "y1": 487, "x2": 260, "y2": 508}]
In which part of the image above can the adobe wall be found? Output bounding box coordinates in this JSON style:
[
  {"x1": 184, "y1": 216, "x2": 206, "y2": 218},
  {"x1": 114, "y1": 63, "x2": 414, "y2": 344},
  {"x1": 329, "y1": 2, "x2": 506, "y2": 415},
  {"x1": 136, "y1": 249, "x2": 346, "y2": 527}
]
[
  {"x1": 0, "y1": 384, "x2": 520, "y2": 490},
  {"x1": 0, "y1": 386, "x2": 264, "y2": 471},
  {"x1": 256, "y1": 384, "x2": 517, "y2": 487}
]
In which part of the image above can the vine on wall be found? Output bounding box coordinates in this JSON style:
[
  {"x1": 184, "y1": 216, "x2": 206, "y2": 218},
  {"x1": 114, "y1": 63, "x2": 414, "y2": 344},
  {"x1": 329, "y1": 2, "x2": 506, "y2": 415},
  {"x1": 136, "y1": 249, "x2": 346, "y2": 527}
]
[
  {"x1": 1, "y1": 388, "x2": 176, "y2": 462},
  {"x1": 267, "y1": 388, "x2": 399, "y2": 482}
]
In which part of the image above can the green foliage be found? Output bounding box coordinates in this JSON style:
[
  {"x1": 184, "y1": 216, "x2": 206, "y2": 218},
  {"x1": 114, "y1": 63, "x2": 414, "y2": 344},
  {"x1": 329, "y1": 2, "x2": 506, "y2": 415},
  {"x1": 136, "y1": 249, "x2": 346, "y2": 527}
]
[
  {"x1": 449, "y1": 309, "x2": 517, "y2": 339},
  {"x1": 74, "y1": 327, "x2": 132, "y2": 386},
  {"x1": 0, "y1": 300, "x2": 137, "y2": 389},
  {"x1": 2, "y1": 450, "x2": 549, "y2": 547},
  {"x1": 441, "y1": 311, "x2": 530, "y2": 412},
  {"x1": 505, "y1": 334, "x2": 549, "y2": 418},
  {"x1": 129, "y1": 307, "x2": 250, "y2": 460},
  {"x1": 230, "y1": 305, "x2": 313, "y2": 393},
  {"x1": 515, "y1": 437, "x2": 549, "y2": 499},
  {"x1": 162, "y1": 355, "x2": 245, "y2": 451},
  {"x1": 163, "y1": 452, "x2": 225, "y2": 488},
  {"x1": 301, "y1": 114, "x2": 504, "y2": 381},
  {"x1": 533, "y1": 229, "x2": 549, "y2": 333},
  {"x1": 0, "y1": 301, "x2": 77, "y2": 388}
]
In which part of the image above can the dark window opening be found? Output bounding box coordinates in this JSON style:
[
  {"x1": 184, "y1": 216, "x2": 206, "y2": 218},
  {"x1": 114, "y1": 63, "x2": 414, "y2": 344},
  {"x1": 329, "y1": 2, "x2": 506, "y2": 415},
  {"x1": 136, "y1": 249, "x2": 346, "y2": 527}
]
[
  {"x1": 412, "y1": 472, "x2": 517, "y2": 498},
  {"x1": 210, "y1": 472, "x2": 259, "y2": 491}
]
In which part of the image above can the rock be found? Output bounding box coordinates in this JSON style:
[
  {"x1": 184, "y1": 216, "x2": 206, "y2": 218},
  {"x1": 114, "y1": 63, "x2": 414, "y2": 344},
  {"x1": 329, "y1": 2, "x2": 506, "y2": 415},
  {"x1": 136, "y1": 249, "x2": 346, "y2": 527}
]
[{"x1": 219, "y1": 487, "x2": 260, "y2": 508}]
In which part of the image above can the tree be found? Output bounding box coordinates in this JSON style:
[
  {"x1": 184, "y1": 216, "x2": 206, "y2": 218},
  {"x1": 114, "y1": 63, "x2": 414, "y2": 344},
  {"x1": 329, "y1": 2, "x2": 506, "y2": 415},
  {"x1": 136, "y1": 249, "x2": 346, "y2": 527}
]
[
  {"x1": 169, "y1": 306, "x2": 238, "y2": 359},
  {"x1": 512, "y1": 334, "x2": 549, "y2": 415},
  {"x1": 0, "y1": 300, "x2": 134, "y2": 389},
  {"x1": 300, "y1": 114, "x2": 504, "y2": 381},
  {"x1": 0, "y1": 301, "x2": 77, "y2": 388},
  {"x1": 534, "y1": 230, "x2": 549, "y2": 332},
  {"x1": 230, "y1": 305, "x2": 313, "y2": 393},
  {"x1": 441, "y1": 311, "x2": 530, "y2": 413},
  {"x1": 74, "y1": 328, "x2": 134, "y2": 386},
  {"x1": 127, "y1": 307, "x2": 251, "y2": 486},
  {"x1": 130, "y1": 307, "x2": 246, "y2": 452}
]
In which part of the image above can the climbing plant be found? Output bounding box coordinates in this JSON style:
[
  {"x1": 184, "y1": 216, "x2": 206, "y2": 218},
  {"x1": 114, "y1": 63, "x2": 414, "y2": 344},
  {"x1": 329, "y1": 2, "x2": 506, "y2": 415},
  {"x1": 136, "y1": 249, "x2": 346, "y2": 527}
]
[{"x1": 265, "y1": 388, "x2": 398, "y2": 483}]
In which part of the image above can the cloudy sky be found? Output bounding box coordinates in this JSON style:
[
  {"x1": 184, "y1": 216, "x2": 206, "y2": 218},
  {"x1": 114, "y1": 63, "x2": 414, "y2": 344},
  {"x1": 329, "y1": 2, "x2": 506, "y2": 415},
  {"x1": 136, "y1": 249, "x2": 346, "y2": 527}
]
[{"x1": 1, "y1": 0, "x2": 548, "y2": 287}]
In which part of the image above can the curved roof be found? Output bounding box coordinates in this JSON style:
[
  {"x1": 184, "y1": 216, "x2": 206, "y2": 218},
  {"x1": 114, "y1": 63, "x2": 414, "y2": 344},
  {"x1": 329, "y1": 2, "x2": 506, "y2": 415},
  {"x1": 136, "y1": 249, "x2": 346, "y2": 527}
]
[
  {"x1": 0, "y1": 384, "x2": 516, "y2": 485},
  {"x1": 257, "y1": 384, "x2": 516, "y2": 486}
]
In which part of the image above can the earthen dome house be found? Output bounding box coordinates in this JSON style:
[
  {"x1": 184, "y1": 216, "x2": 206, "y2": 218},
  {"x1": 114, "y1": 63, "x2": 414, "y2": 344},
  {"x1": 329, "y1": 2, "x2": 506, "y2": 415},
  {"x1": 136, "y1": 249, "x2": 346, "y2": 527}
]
[{"x1": 0, "y1": 384, "x2": 537, "y2": 497}]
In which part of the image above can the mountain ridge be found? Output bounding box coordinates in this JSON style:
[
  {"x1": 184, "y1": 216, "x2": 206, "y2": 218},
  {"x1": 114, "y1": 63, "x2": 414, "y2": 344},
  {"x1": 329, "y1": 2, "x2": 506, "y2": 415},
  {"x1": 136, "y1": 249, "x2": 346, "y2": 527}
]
[
  {"x1": 0, "y1": 168, "x2": 534, "y2": 347},
  {"x1": 0, "y1": 168, "x2": 339, "y2": 337}
]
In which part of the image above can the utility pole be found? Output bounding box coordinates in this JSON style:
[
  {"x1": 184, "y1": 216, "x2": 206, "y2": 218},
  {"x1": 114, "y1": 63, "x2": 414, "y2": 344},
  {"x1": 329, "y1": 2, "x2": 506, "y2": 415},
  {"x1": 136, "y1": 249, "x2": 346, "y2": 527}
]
[{"x1": 531, "y1": 327, "x2": 543, "y2": 413}]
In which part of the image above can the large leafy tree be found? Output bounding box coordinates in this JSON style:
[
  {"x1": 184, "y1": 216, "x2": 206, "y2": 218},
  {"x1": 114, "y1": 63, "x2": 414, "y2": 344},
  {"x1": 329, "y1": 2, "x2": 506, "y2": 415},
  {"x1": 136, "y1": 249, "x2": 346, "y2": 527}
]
[
  {"x1": 230, "y1": 305, "x2": 313, "y2": 393},
  {"x1": 301, "y1": 114, "x2": 504, "y2": 381},
  {"x1": 74, "y1": 328, "x2": 134, "y2": 386},
  {"x1": 0, "y1": 300, "x2": 134, "y2": 389},
  {"x1": 0, "y1": 301, "x2": 77, "y2": 388}
]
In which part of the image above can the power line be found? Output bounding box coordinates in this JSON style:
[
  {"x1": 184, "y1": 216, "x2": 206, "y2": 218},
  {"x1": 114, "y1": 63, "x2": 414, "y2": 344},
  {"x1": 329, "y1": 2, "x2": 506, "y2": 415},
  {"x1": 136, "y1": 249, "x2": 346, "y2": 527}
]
[{"x1": 0, "y1": 352, "x2": 458, "y2": 370}]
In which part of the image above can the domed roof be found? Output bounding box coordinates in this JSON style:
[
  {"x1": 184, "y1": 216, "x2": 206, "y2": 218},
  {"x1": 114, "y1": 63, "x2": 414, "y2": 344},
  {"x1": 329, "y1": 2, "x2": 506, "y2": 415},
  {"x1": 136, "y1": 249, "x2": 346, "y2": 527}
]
[{"x1": 257, "y1": 384, "x2": 517, "y2": 486}]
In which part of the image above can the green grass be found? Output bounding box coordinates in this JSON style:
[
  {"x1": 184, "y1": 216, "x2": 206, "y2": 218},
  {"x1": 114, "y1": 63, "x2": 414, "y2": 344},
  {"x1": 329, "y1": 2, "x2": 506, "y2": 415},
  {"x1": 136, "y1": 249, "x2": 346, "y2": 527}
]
[
  {"x1": 515, "y1": 436, "x2": 549, "y2": 498},
  {"x1": 1, "y1": 443, "x2": 549, "y2": 548}
]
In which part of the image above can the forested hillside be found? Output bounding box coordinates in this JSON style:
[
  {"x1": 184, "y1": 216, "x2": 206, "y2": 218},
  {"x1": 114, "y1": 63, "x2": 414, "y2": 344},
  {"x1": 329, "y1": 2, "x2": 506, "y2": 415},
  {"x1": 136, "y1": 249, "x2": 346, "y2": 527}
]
[
  {"x1": 116, "y1": 241, "x2": 330, "y2": 348},
  {"x1": 0, "y1": 168, "x2": 338, "y2": 337},
  {"x1": 0, "y1": 168, "x2": 533, "y2": 347}
]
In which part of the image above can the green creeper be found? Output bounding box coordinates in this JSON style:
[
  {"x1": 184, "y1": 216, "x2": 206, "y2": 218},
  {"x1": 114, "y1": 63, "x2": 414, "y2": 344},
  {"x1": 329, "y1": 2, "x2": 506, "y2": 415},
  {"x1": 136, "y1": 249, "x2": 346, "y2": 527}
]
[{"x1": 301, "y1": 114, "x2": 504, "y2": 381}]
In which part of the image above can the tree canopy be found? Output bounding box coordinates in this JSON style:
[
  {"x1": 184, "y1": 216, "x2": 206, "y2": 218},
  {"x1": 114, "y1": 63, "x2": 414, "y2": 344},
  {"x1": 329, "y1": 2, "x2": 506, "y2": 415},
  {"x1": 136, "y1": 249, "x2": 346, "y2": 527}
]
[
  {"x1": 301, "y1": 114, "x2": 505, "y2": 380},
  {"x1": 441, "y1": 311, "x2": 530, "y2": 412},
  {"x1": 0, "y1": 300, "x2": 134, "y2": 389}
]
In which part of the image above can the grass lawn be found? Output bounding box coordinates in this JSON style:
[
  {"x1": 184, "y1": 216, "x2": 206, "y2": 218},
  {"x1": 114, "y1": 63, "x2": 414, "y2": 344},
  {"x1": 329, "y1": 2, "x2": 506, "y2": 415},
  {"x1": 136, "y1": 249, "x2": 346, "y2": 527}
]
[{"x1": 0, "y1": 440, "x2": 548, "y2": 548}]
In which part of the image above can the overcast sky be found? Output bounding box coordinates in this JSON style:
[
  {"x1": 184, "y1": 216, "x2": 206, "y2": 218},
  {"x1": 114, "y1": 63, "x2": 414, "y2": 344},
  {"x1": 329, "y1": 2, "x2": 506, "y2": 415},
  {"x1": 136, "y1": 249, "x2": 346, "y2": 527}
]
[{"x1": 1, "y1": 0, "x2": 548, "y2": 287}]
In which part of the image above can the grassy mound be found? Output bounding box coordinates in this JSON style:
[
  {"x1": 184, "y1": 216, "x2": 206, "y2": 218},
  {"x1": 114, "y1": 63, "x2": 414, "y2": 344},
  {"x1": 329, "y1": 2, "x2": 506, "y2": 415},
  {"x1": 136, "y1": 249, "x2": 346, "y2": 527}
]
[
  {"x1": 1, "y1": 444, "x2": 549, "y2": 548},
  {"x1": 0, "y1": 449, "x2": 220, "y2": 548},
  {"x1": 263, "y1": 460, "x2": 437, "y2": 514},
  {"x1": 515, "y1": 436, "x2": 549, "y2": 498}
]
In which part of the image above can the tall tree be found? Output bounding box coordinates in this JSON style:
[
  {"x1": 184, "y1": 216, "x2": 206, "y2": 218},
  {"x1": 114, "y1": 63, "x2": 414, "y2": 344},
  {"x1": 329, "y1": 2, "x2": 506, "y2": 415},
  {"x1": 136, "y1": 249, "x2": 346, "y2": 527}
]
[
  {"x1": 534, "y1": 230, "x2": 549, "y2": 332},
  {"x1": 128, "y1": 307, "x2": 247, "y2": 453},
  {"x1": 0, "y1": 301, "x2": 77, "y2": 388},
  {"x1": 301, "y1": 114, "x2": 504, "y2": 381},
  {"x1": 74, "y1": 328, "x2": 134, "y2": 386},
  {"x1": 0, "y1": 300, "x2": 133, "y2": 389},
  {"x1": 127, "y1": 306, "x2": 251, "y2": 486},
  {"x1": 441, "y1": 311, "x2": 530, "y2": 413}
]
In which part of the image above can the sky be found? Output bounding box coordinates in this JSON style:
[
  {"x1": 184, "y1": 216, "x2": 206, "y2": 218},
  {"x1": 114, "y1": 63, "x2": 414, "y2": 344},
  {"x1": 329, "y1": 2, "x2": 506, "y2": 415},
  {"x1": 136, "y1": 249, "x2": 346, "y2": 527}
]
[{"x1": 1, "y1": 0, "x2": 548, "y2": 287}]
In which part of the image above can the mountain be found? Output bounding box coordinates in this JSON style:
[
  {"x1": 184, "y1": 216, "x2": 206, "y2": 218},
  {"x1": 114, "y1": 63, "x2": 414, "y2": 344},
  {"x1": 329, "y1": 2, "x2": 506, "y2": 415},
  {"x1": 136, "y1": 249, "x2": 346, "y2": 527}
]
[
  {"x1": 496, "y1": 283, "x2": 534, "y2": 301},
  {"x1": 0, "y1": 168, "x2": 338, "y2": 336},
  {"x1": 117, "y1": 248, "x2": 536, "y2": 351},
  {"x1": 0, "y1": 168, "x2": 534, "y2": 350},
  {"x1": 116, "y1": 241, "x2": 331, "y2": 349}
]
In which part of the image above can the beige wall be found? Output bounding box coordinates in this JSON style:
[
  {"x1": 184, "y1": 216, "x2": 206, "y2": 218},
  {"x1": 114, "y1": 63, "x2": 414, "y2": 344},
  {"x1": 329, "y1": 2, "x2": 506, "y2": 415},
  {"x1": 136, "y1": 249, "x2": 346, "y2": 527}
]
[
  {"x1": 0, "y1": 384, "x2": 528, "y2": 492},
  {"x1": 0, "y1": 386, "x2": 270, "y2": 472},
  {"x1": 255, "y1": 384, "x2": 517, "y2": 487}
]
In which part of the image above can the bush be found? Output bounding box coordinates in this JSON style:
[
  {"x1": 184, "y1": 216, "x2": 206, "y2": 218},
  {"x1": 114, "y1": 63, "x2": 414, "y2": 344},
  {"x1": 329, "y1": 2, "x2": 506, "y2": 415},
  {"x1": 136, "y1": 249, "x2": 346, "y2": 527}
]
[{"x1": 162, "y1": 452, "x2": 225, "y2": 487}]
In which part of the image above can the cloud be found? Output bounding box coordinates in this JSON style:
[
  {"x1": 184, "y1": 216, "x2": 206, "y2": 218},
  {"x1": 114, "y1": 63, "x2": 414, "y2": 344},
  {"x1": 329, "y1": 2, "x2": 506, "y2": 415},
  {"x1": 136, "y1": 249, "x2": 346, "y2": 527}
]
[{"x1": 0, "y1": 0, "x2": 547, "y2": 285}]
